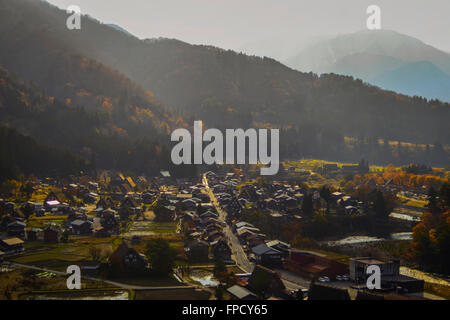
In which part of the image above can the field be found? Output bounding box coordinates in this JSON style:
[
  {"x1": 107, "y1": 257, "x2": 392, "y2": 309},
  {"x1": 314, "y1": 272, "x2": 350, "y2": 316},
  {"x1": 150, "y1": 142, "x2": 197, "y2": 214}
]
[
  {"x1": 11, "y1": 237, "x2": 117, "y2": 271},
  {"x1": 0, "y1": 267, "x2": 115, "y2": 300},
  {"x1": 27, "y1": 215, "x2": 68, "y2": 229},
  {"x1": 397, "y1": 194, "x2": 428, "y2": 208},
  {"x1": 134, "y1": 288, "x2": 211, "y2": 300},
  {"x1": 110, "y1": 275, "x2": 182, "y2": 287}
]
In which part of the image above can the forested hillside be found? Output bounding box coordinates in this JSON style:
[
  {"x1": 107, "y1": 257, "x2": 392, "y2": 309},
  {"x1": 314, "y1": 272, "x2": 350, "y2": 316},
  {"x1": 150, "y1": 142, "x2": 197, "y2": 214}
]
[
  {"x1": 0, "y1": 65, "x2": 194, "y2": 179},
  {"x1": 2, "y1": 0, "x2": 448, "y2": 146},
  {"x1": 0, "y1": 0, "x2": 449, "y2": 167},
  {"x1": 0, "y1": 125, "x2": 89, "y2": 179}
]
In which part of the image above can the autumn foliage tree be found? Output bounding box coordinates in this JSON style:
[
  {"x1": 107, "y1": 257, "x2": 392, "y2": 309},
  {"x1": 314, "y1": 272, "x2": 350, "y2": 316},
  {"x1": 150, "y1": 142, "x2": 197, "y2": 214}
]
[{"x1": 411, "y1": 183, "x2": 450, "y2": 274}]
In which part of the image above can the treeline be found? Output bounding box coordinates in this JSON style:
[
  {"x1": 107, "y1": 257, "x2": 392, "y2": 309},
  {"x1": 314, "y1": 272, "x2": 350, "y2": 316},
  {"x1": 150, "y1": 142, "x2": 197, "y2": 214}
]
[
  {"x1": 0, "y1": 126, "x2": 89, "y2": 180},
  {"x1": 0, "y1": 66, "x2": 195, "y2": 178},
  {"x1": 279, "y1": 125, "x2": 449, "y2": 167},
  {"x1": 411, "y1": 184, "x2": 450, "y2": 274}
]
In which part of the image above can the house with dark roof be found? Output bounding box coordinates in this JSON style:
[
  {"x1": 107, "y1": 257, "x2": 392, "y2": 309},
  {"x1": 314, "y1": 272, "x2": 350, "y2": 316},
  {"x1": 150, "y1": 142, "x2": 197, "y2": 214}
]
[
  {"x1": 247, "y1": 265, "x2": 287, "y2": 299},
  {"x1": 109, "y1": 241, "x2": 147, "y2": 271},
  {"x1": 7, "y1": 221, "x2": 26, "y2": 238},
  {"x1": 251, "y1": 243, "x2": 282, "y2": 267},
  {"x1": 27, "y1": 228, "x2": 43, "y2": 241},
  {"x1": 285, "y1": 250, "x2": 348, "y2": 279},
  {"x1": 308, "y1": 282, "x2": 351, "y2": 300},
  {"x1": 0, "y1": 237, "x2": 25, "y2": 254},
  {"x1": 44, "y1": 226, "x2": 60, "y2": 242},
  {"x1": 211, "y1": 239, "x2": 232, "y2": 262},
  {"x1": 70, "y1": 219, "x2": 93, "y2": 235},
  {"x1": 185, "y1": 239, "x2": 210, "y2": 262}
]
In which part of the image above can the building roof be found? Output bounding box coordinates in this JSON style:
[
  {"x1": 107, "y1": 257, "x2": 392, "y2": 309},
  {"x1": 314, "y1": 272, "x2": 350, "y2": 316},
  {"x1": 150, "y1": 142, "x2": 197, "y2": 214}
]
[
  {"x1": 1, "y1": 238, "x2": 24, "y2": 246},
  {"x1": 227, "y1": 285, "x2": 256, "y2": 300},
  {"x1": 126, "y1": 177, "x2": 136, "y2": 188},
  {"x1": 71, "y1": 219, "x2": 91, "y2": 227},
  {"x1": 160, "y1": 170, "x2": 171, "y2": 177},
  {"x1": 354, "y1": 258, "x2": 385, "y2": 265},
  {"x1": 251, "y1": 243, "x2": 281, "y2": 256},
  {"x1": 8, "y1": 221, "x2": 26, "y2": 227},
  {"x1": 266, "y1": 240, "x2": 291, "y2": 249},
  {"x1": 46, "y1": 200, "x2": 60, "y2": 206}
]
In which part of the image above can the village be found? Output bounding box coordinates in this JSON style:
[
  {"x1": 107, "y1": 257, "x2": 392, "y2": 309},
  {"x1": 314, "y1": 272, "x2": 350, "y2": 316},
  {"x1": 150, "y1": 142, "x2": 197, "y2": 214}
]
[{"x1": 0, "y1": 160, "x2": 449, "y2": 300}]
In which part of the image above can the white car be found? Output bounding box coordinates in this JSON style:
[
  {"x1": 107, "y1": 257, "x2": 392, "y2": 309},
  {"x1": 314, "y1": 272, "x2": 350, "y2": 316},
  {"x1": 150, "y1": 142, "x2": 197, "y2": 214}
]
[{"x1": 318, "y1": 276, "x2": 330, "y2": 283}]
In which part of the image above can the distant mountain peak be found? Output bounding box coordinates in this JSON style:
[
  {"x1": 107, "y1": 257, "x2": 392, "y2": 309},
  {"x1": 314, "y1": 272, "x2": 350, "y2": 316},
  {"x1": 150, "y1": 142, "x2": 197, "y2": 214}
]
[{"x1": 106, "y1": 24, "x2": 137, "y2": 39}]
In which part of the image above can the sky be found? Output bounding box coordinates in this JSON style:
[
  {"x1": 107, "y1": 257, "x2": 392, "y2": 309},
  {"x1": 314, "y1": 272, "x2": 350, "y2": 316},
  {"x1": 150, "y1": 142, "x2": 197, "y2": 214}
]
[{"x1": 46, "y1": 0, "x2": 450, "y2": 53}]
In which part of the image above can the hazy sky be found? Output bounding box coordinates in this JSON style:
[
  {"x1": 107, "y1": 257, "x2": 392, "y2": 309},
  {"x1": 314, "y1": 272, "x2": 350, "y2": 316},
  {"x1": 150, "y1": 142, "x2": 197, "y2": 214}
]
[{"x1": 47, "y1": 0, "x2": 450, "y2": 52}]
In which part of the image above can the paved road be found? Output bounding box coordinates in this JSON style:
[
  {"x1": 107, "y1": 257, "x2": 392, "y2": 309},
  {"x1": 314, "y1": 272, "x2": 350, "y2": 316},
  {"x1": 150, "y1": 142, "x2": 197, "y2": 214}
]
[{"x1": 202, "y1": 175, "x2": 254, "y2": 273}]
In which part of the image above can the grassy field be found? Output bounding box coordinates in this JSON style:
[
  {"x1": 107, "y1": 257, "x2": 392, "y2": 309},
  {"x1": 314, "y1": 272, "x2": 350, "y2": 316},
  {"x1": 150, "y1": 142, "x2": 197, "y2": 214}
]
[
  {"x1": 27, "y1": 215, "x2": 68, "y2": 229},
  {"x1": 18, "y1": 288, "x2": 129, "y2": 300},
  {"x1": 424, "y1": 282, "x2": 450, "y2": 300},
  {"x1": 0, "y1": 268, "x2": 114, "y2": 300},
  {"x1": 11, "y1": 237, "x2": 116, "y2": 270},
  {"x1": 134, "y1": 288, "x2": 211, "y2": 300},
  {"x1": 397, "y1": 194, "x2": 428, "y2": 208}
]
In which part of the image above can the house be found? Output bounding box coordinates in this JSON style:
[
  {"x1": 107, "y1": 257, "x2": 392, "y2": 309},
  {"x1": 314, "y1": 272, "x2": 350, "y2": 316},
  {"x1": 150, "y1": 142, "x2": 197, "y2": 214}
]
[
  {"x1": 44, "y1": 191, "x2": 61, "y2": 211},
  {"x1": 251, "y1": 243, "x2": 282, "y2": 267},
  {"x1": 7, "y1": 221, "x2": 26, "y2": 238},
  {"x1": 350, "y1": 258, "x2": 399, "y2": 282},
  {"x1": 125, "y1": 177, "x2": 136, "y2": 190},
  {"x1": 266, "y1": 240, "x2": 291, "y2": 257},
  {"x1": 79, "y1": 260, "x2": 100, "y2": 276},
  {"x1": 227, "y1": 285, "x2": 257, "y2": 300},
  {"x1": 246, "y1": 234, "x2": 266, "y2": 249},
  {"x1": 100, "y1": 211, "x2": 119, "y2": 232},
  {"x1": 349, "y1": 257, "x2": 424, "y2": 293},
  {"x1": 94, "y1": 226, "x2": 111, "y2": 238},
  {"x1": 27, "y1": 228, "x2": 42, "y2": 241},
  {"x1": 44, "y1": 226, "x2": 60, "y2": 242},
  {"x1": 185, "y1": 239, "x2": 210, "y2": 262},
  {"x1": 155, "y1": 205, "x2": 176, "y2": 222},
  {"x1": 308, "y1": 282, "x2": 351, "y2": 300},
  {"x1": 285, "y1": 250, "x2": 348, "y2": 279},
  {"x1": 264, "y1": 198, "x2": 277, "y2": 210},
  {"x1": 121, "y1": 196, "x2": 139, "y2": 209},
  {"x1": 211, "y1": 239, "x2": 232, "y2": 262},
  {"x1": 96, "y1": 198, "x2": 108, "y2": 210},
  {"x1": 0, "y1": 237, "x2": 25, "y2": 254},
  {"x1": 234, "y1": 221, "x2": 254, "y2": 232},
  {"x1": 247, "y1": 265, "x2": 287, "y2": 298},
  {"x1": 70, "y1": 219, "x2": 93, "y2": 235},
  {"x1": 182, "y1": 199, "x2": 197, "y2": 211},
  {"x1": 109, "y1": 241, "x2": 147, "y2": 271}
]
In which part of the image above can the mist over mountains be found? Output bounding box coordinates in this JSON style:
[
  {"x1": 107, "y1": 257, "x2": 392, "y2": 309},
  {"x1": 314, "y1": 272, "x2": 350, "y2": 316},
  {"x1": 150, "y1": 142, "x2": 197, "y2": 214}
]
[{"x1": 284, "y1": 30, "x2": 450, "y2": 102}]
